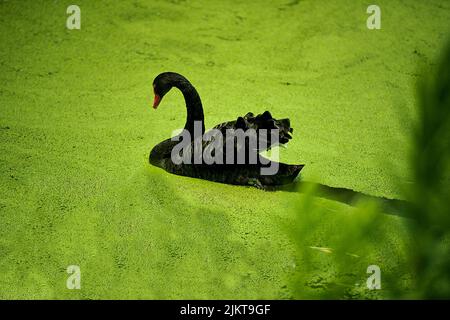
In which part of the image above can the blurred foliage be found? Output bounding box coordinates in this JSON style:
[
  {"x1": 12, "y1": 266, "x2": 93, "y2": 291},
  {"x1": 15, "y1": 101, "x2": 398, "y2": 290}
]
[
  {"x1": 288, "y1": 184, "x2": 411, "y2": 299},
  {"x1": 405, "y1": 38, "x2": 450, "y2": 299},
  {"x1": 288, "y1": 40, "x2": 450, "y2": 299}
]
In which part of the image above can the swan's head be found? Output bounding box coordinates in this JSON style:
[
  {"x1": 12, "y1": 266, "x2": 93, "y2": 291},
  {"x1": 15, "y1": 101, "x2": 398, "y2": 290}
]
[{"x1": 152, "y1": 72, "x2": 176, "y2": 109}]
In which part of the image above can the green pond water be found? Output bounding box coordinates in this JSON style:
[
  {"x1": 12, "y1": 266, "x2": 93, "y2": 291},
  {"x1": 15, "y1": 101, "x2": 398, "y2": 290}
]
[{"x1": 0, "y1": 0, "x2": 449, "y2": 299}]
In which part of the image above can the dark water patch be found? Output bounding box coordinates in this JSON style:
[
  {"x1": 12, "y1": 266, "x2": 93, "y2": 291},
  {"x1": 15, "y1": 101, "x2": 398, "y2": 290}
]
[
  {"x1": 279, "y1": 0, "x2": 302, "y2": 10},
  {"x1": 279, "y1": 81, "x2": 307, "y2": 87},
  {"x1": 286, "y1": 0, "x2": 301, "y2": 6},
  {"x1": 216, "y1": 35, "x2": 242, "y2": 42}
]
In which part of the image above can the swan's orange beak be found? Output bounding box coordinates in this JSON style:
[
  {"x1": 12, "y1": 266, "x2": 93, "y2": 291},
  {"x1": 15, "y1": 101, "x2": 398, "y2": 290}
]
[{"x1": 153, "y1": 95, "x2": 161, "y2": 109}]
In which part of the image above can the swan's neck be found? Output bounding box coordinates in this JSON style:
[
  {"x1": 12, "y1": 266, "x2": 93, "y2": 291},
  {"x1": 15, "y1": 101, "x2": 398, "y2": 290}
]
[{"x1": 174, "y1": 80, "x2": 205, "y2": 137}]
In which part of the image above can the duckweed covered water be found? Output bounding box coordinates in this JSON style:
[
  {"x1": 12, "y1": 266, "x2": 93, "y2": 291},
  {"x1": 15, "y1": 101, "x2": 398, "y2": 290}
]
[{"x1": 1, "y1": 0, "x2": 449, "y2": 298}]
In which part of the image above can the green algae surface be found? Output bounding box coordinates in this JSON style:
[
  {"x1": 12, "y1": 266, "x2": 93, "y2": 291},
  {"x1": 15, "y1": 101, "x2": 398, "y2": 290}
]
[{"x1": 1, "y1": 0, "x2": 449, "y2": 299}]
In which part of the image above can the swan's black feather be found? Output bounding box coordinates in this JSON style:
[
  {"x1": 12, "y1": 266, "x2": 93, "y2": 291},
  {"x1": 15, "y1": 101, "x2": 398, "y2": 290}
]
[
  {"x1": 149, "y1": 72, "x2": 304, "y2": 188},
  {"x1": 210, "y1": 111, "x2": 294, "y2": 153}
]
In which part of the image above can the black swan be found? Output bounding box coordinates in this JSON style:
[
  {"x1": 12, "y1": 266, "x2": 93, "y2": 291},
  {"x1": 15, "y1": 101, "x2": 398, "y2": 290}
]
[{"x1": 149, "y1": 72, "x2": 304, "y2": 189}]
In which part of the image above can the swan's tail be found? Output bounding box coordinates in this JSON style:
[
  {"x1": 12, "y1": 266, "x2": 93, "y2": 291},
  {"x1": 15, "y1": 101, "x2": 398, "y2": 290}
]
[
  {"x1": 276, "y1": 163, "x2": 304, "y2": 184},
  {"x1": 257, "y1": 162, "x2": 304, "y2": 186}
]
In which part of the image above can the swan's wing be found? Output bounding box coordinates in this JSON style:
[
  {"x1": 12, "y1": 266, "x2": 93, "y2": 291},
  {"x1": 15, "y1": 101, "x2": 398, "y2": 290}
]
[
  {"x1": 181, "y1": 111, "x2": 295, "y2": 164},
  {"x1": 208, "y1": 111, "x2": 294, "y2": 153}
]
